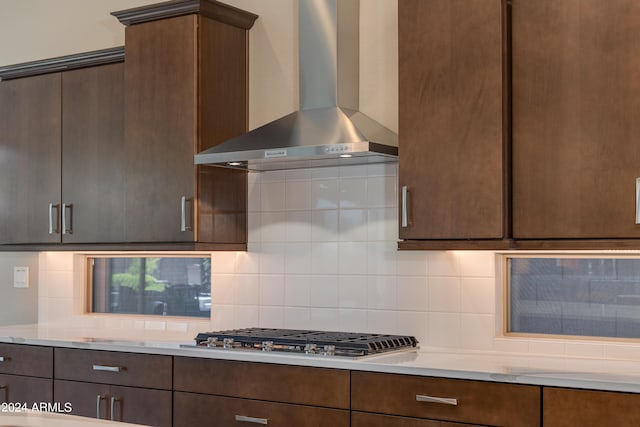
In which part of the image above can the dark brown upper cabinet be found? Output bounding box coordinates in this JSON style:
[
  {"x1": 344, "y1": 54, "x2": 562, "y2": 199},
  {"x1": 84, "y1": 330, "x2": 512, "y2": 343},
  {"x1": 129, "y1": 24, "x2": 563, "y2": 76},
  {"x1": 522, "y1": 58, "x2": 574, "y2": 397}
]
[
  {"x1": 397, "y1": 0, "x2": 509, "y2": 250},
  {"x1": 0, "y1": 51, "x2": 125, "y2": 246},
  {"x1": 511, "y1": 0, "x2": 640, "y2": 248},
  {"x1": 112, "y1": 0, "x2": 258, "y2": 249}
]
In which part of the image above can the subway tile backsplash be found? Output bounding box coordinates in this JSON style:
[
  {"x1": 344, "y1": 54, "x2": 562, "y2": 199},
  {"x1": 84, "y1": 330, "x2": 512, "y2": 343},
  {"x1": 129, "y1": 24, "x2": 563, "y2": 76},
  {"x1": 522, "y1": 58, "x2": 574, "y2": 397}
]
[{"x1": 32, "y1": 164, "x2": 640, "y2": 360}]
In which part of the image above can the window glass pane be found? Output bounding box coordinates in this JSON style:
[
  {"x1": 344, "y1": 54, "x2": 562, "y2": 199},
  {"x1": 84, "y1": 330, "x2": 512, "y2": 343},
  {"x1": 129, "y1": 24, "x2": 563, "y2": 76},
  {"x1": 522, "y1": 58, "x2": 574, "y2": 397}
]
[
  {"x1": 509, "y1": 257, "x2": 640, "y2": 338},
  {"x1": 90, "y1": 256, "x2": 210, "y2": 318}
]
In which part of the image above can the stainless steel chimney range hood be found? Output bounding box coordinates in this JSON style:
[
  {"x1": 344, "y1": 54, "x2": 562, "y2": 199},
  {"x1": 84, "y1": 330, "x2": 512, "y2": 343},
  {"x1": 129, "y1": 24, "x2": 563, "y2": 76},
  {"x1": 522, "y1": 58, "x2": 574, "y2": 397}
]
[{"x1": 195, "y1": 0, "x2": 398, "y2": 171}]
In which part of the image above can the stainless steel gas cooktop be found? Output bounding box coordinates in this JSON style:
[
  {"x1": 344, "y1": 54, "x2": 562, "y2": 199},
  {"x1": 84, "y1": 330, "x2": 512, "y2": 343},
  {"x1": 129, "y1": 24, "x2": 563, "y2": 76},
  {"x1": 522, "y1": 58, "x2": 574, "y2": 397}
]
[{"x1": 186, "y1": 328, "x2": 419, "y2": 358}]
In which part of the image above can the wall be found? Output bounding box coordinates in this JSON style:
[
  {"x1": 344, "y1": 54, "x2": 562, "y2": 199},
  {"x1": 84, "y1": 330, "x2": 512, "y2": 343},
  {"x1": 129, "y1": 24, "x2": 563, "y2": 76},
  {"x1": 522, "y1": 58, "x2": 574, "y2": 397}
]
[{"x1": 0, "y1": 253, "x2": 38, "y2": 325}]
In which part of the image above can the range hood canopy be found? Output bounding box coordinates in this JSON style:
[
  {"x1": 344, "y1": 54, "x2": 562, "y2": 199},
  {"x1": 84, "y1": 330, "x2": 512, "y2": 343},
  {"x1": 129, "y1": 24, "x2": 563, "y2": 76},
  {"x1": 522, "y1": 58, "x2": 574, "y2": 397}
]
[{"x1": 195, "y1": 0, "x2": 398, "y2": 171}]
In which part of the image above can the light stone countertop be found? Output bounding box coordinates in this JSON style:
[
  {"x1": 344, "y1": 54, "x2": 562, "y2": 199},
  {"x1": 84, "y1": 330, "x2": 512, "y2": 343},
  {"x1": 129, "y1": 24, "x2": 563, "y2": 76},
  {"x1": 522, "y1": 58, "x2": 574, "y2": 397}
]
[
  {"x1": 1, "y1": 323, "x2": 640, "y2": 394},
  {"x1": 0, "y1": 410, "x2": 147, "y2": 426}
]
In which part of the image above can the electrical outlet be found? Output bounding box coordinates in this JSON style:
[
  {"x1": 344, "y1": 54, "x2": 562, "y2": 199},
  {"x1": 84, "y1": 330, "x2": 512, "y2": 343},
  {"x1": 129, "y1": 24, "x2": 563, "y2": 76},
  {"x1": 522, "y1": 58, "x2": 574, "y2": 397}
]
[{"x1": 13, "y1": 266, "x2": 28, "y2": 288}]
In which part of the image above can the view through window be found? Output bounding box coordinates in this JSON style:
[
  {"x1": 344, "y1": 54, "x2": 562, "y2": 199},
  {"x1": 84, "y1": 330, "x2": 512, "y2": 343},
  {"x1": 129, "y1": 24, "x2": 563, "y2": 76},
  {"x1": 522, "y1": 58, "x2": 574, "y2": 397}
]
[
  {"x1": 89, "y1": 256, "x2": 211, "y2": 318},
  {"x1": 508, "y1": 256, "x2": 640, "y2": 339}
]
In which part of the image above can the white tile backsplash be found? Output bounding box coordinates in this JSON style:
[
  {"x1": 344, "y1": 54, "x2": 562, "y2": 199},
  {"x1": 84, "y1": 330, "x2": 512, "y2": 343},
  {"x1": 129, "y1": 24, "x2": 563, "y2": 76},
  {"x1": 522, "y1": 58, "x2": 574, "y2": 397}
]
[{"x1": 29, "y1": 165, "x2": 640, "y2": 361}]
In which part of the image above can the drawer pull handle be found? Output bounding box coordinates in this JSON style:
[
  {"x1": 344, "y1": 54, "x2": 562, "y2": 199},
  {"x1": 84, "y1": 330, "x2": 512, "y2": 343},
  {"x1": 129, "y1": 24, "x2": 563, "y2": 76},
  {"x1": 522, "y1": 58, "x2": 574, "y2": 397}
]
[
  {"x1": 93, "y1": 364, "x2": 123, "y2": 373},
  {"x1": 0, "y1": 356, "x2": 4, "y2": 362},
  {"x1": 401, "y1": 185, "x2": 409, "y2": 228},
  {"x1": 636, "y1": 178, "x2": 640, "y2": 224},
  {"x1": 0, "y1": 384, "x2": 7, "y2": 404},
  {"x1": 416, "y1": 394, "x2": 458, "y2": 406},
  {"x1": 235, "y1": 415, "x2": 269, "y2": 425},
  {"x1": 96, "y1": 395, "x2": 106, "y2": 419},
  {"x1": 110, "y1": 396, "x2": 121, "y2": 421}
]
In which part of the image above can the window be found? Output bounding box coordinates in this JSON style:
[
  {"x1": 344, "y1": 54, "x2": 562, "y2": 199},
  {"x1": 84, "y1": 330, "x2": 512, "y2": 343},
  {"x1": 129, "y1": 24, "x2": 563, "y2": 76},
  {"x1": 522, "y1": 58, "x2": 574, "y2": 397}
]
[
  {"x1": 89, "y1": 256, "x2": 211, "y2": 318},
  {"x1": 507, "y1": 255, "x2": 640, "y2": 339}
]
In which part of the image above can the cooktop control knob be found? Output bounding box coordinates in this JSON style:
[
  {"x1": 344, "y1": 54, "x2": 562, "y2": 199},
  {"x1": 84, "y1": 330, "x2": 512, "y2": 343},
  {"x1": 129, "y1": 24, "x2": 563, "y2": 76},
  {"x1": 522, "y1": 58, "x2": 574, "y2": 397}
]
[
  {"x1": 304, "y1": 343, "x2": 318, "y2": 355},
  {"x1": 323, "y1": 345, "x2": 336, "y2": 356},
  {"x1": 223, "y1": 338, "x2": 235, "y2": 349},
  {"x1": 262, "y1": 341, "x2": 274, "y2": 351},
  {"x1": 206, "y1": 337, "x2": 218, "y2": 348}
]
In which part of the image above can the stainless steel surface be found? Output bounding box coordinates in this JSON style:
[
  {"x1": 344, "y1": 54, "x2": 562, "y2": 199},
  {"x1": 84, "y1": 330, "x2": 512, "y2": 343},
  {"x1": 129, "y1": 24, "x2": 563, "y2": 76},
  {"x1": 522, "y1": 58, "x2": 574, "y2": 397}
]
[
  {"x1": 192, "y1": 328, "x2": 419, "y2": 358},
  {"x1": 62, "y1": 203, "x2": 73, "y2": 235},
  {"x1": 416, "y1": 394, "x2": 458, "y2": 406},
  {"x1": 401, "y1": 185, "x2": 408, "y2": 228},
  {"x1": 110, "y1": 397, "x2": 120, "y2": 421},
  {"x1": 96, "y1": 395, "x2": 106, "y2": 419},
  {"x1": 194, "y1": 0, "x2": 397, "y2": 171},
  {"x1": 48, "y1": 203, "x2": 59, "y2": 235},
  {"x1": 180, "y1": 196, "x2": 187, "y2": 232},
  {"x1": 235, "y1": 415, "x2": 269, "y2": 425},
  {"x1": 0, "y1": 356, "x2": 4, "y2": 362},
  {"x1": 92, "y1": 364, "x2": 123, "y2": 373},
  {"x1": 636, "y1": 178, "x2": 640, "y2": 224},
  {"x1": 0, "y1": 384, "x2": 7, "y2": 403}
]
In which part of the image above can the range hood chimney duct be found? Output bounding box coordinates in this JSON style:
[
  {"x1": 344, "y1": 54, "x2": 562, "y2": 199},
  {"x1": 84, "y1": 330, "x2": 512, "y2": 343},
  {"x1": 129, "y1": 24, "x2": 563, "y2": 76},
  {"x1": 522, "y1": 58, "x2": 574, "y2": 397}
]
[{"x1": 194, "y1": 0, "x2": 398, "y2": 171}]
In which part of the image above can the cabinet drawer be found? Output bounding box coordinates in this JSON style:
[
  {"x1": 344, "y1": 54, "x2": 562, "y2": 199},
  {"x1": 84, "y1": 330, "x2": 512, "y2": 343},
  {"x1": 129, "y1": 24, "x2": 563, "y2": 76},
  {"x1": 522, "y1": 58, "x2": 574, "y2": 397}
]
[
  {"x1": 174, "y1": 357, "x2": 349, "y2": 409},
  {"x1": 544, "y1": 387, "x2": 640, "y2": 427},
  {"x1": 54, "y1": 348, "x2": 171, "y2": 389},
  {"x1": 0, "y1": 344, "x2": 53, "y2": 377},
  {"x1": 351, "y1": 372, "x2": 540, "y2": 427},
  {"x1": 174, "y1": 391, "x2": 350, "y2": 427}
]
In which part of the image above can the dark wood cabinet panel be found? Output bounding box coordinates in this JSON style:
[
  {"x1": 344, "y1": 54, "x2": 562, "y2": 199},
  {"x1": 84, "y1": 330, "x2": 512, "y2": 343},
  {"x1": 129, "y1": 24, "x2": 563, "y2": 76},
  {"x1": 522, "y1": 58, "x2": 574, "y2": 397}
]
[
  {"x1": 110, "y1": 385, "x2": 172, "y2": 427},
  {"x1": 512, "y1": 0, "x2": 640, "y2": 240},
  {"x1": 353, "y1": 412, "x2": 480, "y2": 427},
  {"x1": 174, "y1": 357, "x2": 350, "y2": 409},
  {"x1": 123, "y1": 15, "x2": 198, "y2": 243},
  {"x1": 54, "y1": 379, "x2": 110, "y2": 419},
  {"x1": 54, "y1": 348, "x2": 172, "y2": 390},
  {"x1": 398, "y1": 0, "x2": 506, "y2": 245},
  {"x1": 62, "y1": 63, "x2": 125, "y2": 243},
  {"x1": 0, "y1": 344, "x2": 53, "y2": 378},
  {"x1": 544, "y1": 387, "x2": 640, "y2": 427},
  {"x1": 174, "y1": 392, "x2": 350, "y2": 427},
  {"x1": 121, "y1": 7, "x2": 254, "y2": 245},
  {"x1": 351, "y1": 372, "x2": 540, "y2": 427},
  {"x1": 0, "y1": 73, "x2": 61, "y2": 244},
  {"x1": 0, "y1": 374, "x2": 52, "y2": 406}
]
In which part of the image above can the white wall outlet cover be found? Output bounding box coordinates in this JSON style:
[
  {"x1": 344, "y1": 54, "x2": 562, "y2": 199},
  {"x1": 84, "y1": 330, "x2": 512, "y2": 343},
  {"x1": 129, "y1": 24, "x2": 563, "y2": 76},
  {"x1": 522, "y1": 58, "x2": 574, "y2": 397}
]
[{"x1": 13, "y1": 266, "x2": 29, "y2": 288}]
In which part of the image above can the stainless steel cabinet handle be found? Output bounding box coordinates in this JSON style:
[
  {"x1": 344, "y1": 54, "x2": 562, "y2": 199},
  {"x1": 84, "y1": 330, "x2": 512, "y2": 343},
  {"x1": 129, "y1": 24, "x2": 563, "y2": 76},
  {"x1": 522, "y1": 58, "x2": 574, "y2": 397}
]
[
  {"x1": 416, "y1": 394, "x2": 458, "y2": 406},
  {"x1": 92, "y1": 365, "x2": 123, "y2": 373},
  {"x1": 48, "y1": 203, "x2": 60, "y2": 235},
  {"x1": 235, "y1": 415, "x2": 269, "y2": 425},
  {"x1": 0, "y1": 384, "x2": 7, "y2": 403},
  {"x1": 0, "y1": 356, "x2": 4, "y2": 362},
  {"x1": 180, "y1": 196, "x2": 193, "y2": 232},
  {"x1": 401, "y1": 185, "x2": 410, "y2": 228},
  {"x1": 110, "y1": 396, "x2": 121, "y2": 421},
  {"x1": 62, "y1": 203, "x2": 73, "y2": 235},
  {"x1": 635, "y1": 178, "x2": 640, "y2": 224},
  {"x1": 96, "y1": 395, "x2": 106, "y2": 419}
]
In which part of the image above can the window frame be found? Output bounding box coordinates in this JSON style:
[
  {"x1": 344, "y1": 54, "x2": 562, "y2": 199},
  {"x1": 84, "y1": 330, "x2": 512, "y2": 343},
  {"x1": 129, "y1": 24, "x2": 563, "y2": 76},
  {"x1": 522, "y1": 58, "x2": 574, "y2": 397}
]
[{"x1": 85, "y1": 253, "x2": 212, "y2": 319}]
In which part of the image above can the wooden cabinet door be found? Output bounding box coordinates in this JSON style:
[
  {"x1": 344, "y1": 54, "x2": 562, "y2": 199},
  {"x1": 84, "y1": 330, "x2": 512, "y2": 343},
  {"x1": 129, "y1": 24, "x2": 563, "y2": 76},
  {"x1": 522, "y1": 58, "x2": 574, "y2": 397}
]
[
  {"x1": 0, "y1": 73, "x2": 61, "y2": 244},
  {"x1": 544, "y1": 387, "x2": 640, "y2": 427},
  {"x1": 512, "y1": 0, "x2": 640, "y2": 239},
  {"x1": 110, "y1": 385, "x2": 171, "y2": 427},
  {"x1": 398, "y1": 0, "x2": 506, "y2": 242},
  {"x1": 61, "y1": 63, "x2": 125, "y2": 243},
  {"x1": 123, "y1": 15, "x2": 197, "y2": 243},
  {"x1": 0, "y1": 375, "x2": 52, "y2": 406},
  {"x1": 174, "y1": 392, "x2": 350, "y2": 427},
  {"x1": 54, "y1": 379, "x2": 110, "y2": 420}
]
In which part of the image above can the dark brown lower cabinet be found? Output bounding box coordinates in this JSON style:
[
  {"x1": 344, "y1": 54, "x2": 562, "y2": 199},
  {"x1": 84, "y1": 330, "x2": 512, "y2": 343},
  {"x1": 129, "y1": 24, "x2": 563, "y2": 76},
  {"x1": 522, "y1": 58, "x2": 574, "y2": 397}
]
[
  {"x1": 353, "y1": 412, "x2": 480, "y2": 427},
  {"x1": 0, "y1": 374, "x2": 52, "y2": 406},
  {"x1": 174, "y1": 392, "x2": 349, "y2": 427},
  {"x1": 351, "y1": 372, "x2": 540, "y2": 427},
  {"x1": 544, "y1": 387, "x2": 640, "y2": 427},
  {"x1": 55, "y1": 379, "x2": 171, "y2": 427}
]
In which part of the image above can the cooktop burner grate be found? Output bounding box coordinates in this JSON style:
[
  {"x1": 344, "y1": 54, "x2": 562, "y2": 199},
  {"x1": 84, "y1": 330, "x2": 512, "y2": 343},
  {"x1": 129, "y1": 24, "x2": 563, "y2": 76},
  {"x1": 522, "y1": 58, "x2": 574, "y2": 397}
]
[{"x1": 193, "y1": 328, "x2": 418, "y2": 358}]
